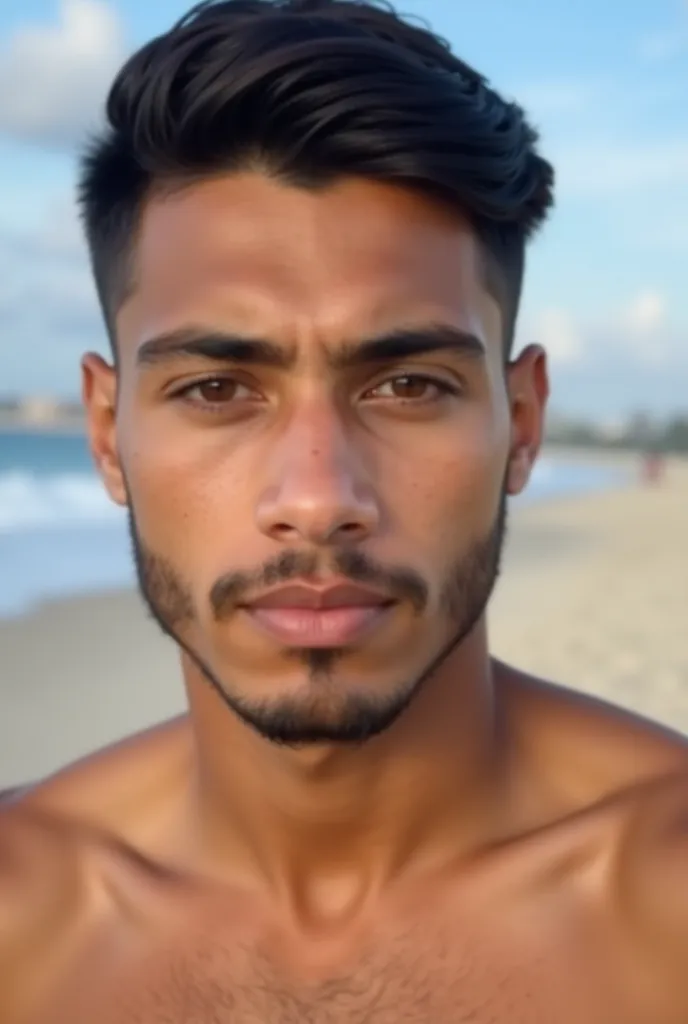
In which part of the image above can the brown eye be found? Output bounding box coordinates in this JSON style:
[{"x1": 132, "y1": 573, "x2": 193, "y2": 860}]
[
  {"x1": 368, "y1": 375, "x2": 454, "y2": 402},
  {"x1": 389, "y1": 376, "x2": 432, "y2": 399},
  {"x1": 177, "y1": 377, "x2": 255, "y2": 406},
  {"x1": 194, "y1": 379, "x2": 241, "y2": 403}
]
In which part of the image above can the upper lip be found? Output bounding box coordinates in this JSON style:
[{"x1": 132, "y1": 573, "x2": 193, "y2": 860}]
[{"x1": 244, "y1": 582, "x2": 394, "y2": 610}]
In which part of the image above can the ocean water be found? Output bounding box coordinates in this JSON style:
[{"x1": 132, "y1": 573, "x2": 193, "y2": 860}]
[{"x1": 0, "y1": 429, "x2": 630, "y2": 619}]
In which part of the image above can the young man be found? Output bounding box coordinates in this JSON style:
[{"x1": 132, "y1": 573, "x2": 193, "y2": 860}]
[{"x1": 2, "y1": 1, "x2": 688, "y2": 1020}]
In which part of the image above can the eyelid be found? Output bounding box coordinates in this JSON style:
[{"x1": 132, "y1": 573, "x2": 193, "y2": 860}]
[
  {"x1": 169, "y1": 373, "x2": 258, "y2": 397},
  {"x1": 363, "y1": 370, "x2": 463, "y2": 396},
  {"x1": 165, "y1": 374, "x2": 265, "y2": 416},
  {"x1": 166, "y1": 369, "x2": 463, "y2": 411}
]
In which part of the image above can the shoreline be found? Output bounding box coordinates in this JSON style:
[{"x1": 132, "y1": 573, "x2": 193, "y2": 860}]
[
  {"x1": 1, "y1": 419, "x2": 684, "y2": 460},
  {"x1": 0, "y1": 446, "x2": 642, "y2": 625},
  {"x1": 1, "y1": 457, "x2": 686, "y2": 786},
  {"x1": 0, "y1": 467, "x2": 635, "y2": 626},
  {"x1": 0, "y1": 423, "x2": 655, "y2": 453},
  {"x1": 0, "y1": 417, "x2": 86, "y2": 436}
]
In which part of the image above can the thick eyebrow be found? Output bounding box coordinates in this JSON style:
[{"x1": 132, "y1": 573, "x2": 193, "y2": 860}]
[
  {"x1": 136, "y1": 323, "x2": 486, "y2": 370},
  {"x1": 137, "y1": 329, "x2": 293, "y2": 369},
  {"x1": 334, "y1": 325, "x2": 485, "y2": 369}
]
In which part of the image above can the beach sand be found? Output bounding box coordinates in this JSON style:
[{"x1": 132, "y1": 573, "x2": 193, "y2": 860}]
[
  {"x1": 1, "y1": 453, "x2": 686, "y2": 788},
  {"x1": 491, "y1": 454, "x2": 688, "y2": 729}
]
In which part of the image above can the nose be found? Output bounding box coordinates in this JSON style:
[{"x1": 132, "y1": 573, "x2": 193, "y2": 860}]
[{"x1": 255, "y1": 410, "x2": 380, "y2": 547}]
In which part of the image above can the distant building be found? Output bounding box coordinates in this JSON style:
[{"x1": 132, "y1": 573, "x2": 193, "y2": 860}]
[
  {"x1": 597, "y1": 417, "x2": 627, "y2": 443},
  {"x1": 20, "y1": 396, "x2": 61, "y2": 425}
]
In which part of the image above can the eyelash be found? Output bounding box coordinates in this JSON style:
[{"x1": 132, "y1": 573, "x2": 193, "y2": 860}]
[
  {"x1": 364, "y1": 376, "x2": 461, "y2": 403},
  {"x1": 170, "y1": 373, "x2": 462, "y2": 413}
]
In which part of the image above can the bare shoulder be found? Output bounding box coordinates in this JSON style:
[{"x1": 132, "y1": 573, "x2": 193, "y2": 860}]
[
  {"x1": 13, "y1": 714, "x2": 191, "y2": 845},
  {"x1": 501, "y1": 663, "x2": 688, "y2": 801},
  {"x1": 504, "y1": 665, "x2": 688, "y2": 1002},
  {"x1": 616, "y1": 772, "x2": 688, "y2": 944},
  {"x1": 0, "y1": 718, "x2": 188, "y2": 927},
  {"x1": 0, "y1": 802, "x2": 91, "y2": 1011},
  {"x1": 579, "y1": 771, "x2": 688, "y2": 1016},
  {"x1": 0, "y1": 802, "x2": 78, "y2": 922},
  {"x1": 0, "y1": 719, "x2": 190, "y2": 1013}
]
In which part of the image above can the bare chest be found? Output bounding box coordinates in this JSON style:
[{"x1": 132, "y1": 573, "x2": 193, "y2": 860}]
[{"x1": 29, "y1": 909, "x2": 646, "y2": 1024}]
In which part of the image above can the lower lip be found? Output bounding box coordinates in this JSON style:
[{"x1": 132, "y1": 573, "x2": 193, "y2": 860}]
[{"x1": 244, "y1": 604, "x2": 394, "y2": 647}]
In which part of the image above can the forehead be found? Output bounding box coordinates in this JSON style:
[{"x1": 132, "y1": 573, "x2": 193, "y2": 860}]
[{"x1": 117, "y1": 173, "x2": 500, "y2": 352}]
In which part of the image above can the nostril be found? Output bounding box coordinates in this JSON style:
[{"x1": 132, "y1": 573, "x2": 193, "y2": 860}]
[
  {"x1": 332, "y1": 521, "x2": 369, "y2": 542},
  {"x1": 273, "y1": 523, "x2": 295, "y2": 535}
]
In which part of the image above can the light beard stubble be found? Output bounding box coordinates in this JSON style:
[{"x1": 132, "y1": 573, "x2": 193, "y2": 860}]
[{"x1": 125, "y1": 491, "x2": 508, "y2": 746}]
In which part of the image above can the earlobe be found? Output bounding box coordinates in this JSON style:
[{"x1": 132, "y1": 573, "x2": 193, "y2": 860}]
[
  {"x1": 80, "y1": 352, "x2": 127, "y2": 507},
  {"x1": 506, "y1": 446, "x2": 533, "y2": 495},
  {"x1": 505, "y1": 343, "x2": 549, "y2": 497}
]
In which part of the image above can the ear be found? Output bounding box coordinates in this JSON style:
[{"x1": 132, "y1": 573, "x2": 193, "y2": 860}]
[
  {"x1": 81, "y1": 352, "x2": 127, "y2": 506},
  {"x1": 504, "y1": 344, "x2": 549, "y2": 496}
]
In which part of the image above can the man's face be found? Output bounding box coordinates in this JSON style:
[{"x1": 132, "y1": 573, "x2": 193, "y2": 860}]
[{"x1": 83, "y1": 173, "x2": 547, "y2": 745}]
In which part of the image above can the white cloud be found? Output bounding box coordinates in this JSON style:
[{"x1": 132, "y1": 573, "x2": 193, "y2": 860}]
[
  {"x1": 521, "y1": 289, "x2": 684, "y2": 372},
  {"x1": 620, "y1": 290, "x2": 668, "y2": 336},
  {"x1": 0, "y1": 0, "x2": 126, "y2": 149},
  {"x1": 508, "y1": 76, "x2": 688, "y2": 201},
  {"x1": 0, "y1": 193, "x2": 107, "y2": 396},
  {"x1": 613, "y1": 289, "x2": 679, "y2": 367},
  {"x1": 523, "y1": 308, "x2": 585, "y2": 365},
  {"x1": 511, "y1": 79, "x2": 600, "y2": 118},
  {"x1": 554, "y1": 138, "x2": 688, "y2": 197}
]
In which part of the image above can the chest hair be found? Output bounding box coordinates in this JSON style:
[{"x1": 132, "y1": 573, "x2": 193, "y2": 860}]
[{"x1": 100, "y1": 927, "x2": 542, "y2": 1024}]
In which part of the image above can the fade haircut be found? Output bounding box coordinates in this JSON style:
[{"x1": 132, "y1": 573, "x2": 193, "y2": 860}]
[{"x1": 77, "y1": 0, "x2": 555, "y2": 357}]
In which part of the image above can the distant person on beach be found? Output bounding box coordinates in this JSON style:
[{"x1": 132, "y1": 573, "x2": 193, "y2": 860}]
[
  {"x1": 3, "y1": 2, "x2": 688, "y2": 1021},
  {"x1": 640, "y1": 446, "x2": 665, "y2": 486}
]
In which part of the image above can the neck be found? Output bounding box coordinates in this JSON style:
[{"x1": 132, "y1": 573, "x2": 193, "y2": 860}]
[{"x1": 181, "y1": 623, "x2": 513, "y2": 919}]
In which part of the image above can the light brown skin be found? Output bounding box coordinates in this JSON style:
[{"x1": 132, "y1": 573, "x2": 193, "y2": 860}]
[{"x1": 2, "y1": 174, "x2": 688, "y2": 1023}]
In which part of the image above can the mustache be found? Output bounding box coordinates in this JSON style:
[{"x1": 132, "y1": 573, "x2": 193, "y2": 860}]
[{"x1": 209, "y1": 548, "x2": 428, "y2": 621}]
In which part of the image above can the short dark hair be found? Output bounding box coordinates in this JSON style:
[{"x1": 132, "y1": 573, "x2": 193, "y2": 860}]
[{"x1": 77, "y1": 0, "x2": 555, "y2": 356}]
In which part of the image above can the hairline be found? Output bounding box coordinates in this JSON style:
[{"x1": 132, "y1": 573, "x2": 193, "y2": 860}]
[{"x1": 102, "y1": 167, "x2": 514, "y2": 360}]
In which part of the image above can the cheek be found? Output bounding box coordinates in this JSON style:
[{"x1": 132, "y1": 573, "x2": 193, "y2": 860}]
[
  {"x1": 394, "y1": 415, "x2": 507, "y2": 550},
  {"x1": 120, "y1": 428, "x2": 252, "y2": 565}
]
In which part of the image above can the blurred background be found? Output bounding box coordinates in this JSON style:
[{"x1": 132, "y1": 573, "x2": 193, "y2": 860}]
[{"x1": 0, "y1": 0, "x2": 686, "y2": 786}]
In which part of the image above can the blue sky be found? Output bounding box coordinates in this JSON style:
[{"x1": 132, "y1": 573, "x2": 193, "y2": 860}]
[{"x1": 0, "y1": 0, "x2": 686, "y2": 421}]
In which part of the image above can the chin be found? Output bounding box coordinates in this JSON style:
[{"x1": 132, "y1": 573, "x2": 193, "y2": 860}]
[{"x1": 217, "y1": 672, "x2": 421, "y2": 747}]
